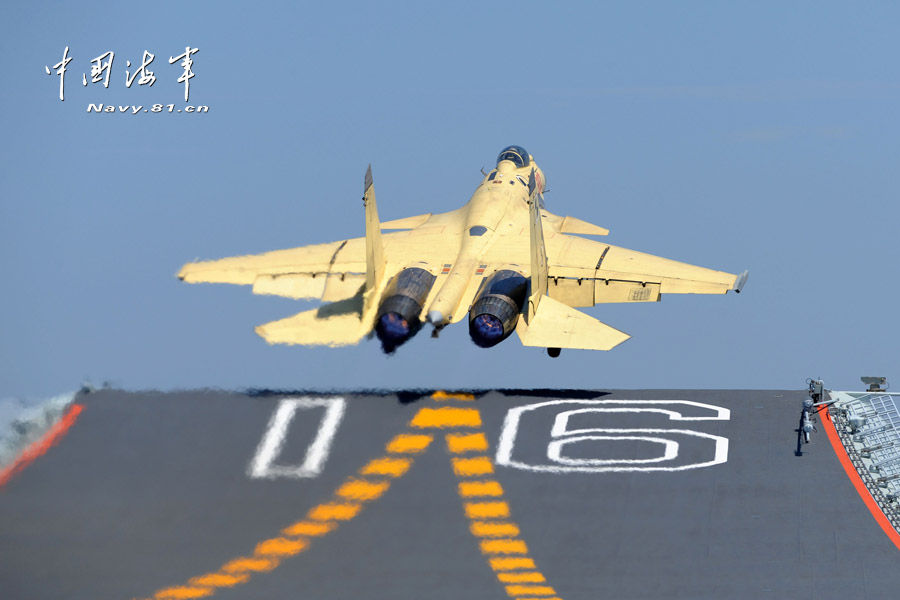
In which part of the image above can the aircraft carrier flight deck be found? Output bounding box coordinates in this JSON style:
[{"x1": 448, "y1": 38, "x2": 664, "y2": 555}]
[{"x1": 1, "y1": 388, "x2": 899, "y2": 600}]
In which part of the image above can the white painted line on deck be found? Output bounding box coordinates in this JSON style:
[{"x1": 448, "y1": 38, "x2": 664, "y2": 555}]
[{"x1": 248, "y1": 397, "x2": 345, "y2": 479}]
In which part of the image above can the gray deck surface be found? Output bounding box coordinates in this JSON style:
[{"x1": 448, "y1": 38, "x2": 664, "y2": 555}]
[{"x1": 1, "y1": 389, "x2": 898, "y2": 600}]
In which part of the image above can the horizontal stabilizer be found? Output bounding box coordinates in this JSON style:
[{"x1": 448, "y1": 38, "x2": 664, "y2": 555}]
[
  {"x1": 516, "y1": 295, "x2": 630, "y2": 351},
  {"x1": 255, "y1": 295, "x2": 367, "y2": 347},
  {"x1": 560, "y1": 216, "x2": 609, "y2": 236}
]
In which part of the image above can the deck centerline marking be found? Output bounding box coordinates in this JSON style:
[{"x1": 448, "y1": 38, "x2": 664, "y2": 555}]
[
  {"x1": 480, "y1": 538, "x2": 529, "y2": 554},
  {"x1": 497, "y1": 571, "x2": 547, "y2": 583},
  {"x1": 471, "y1": 521, "x2": 521, "y2": 537},
  {"x1": 504, "y1": 584, "x2": 557, "y2": 596},
  {"x1": 386, "y1": 433, "x2": 434, "y2": 453},
  {"x1": 490, "y1": 557, "x2": 537, "y2": 571},
  {"x1": 153, "y1": 586, "x2": 212, "y2": 599},
  {"x1": 452, "y1": 456, "x2": 495, "y2": 476},
  {"x1": 411, "y1": 406, "x2": 482, "y2": 429},
  {"x1": 432, "y1": 391, "x2": 476, "y2": 402},
  {"x1": 336, "y1": 479, "x2": 391, "y2": 501},
  {"x1": 308, "y1": 502, "x2": 362, "y2": 521},
  {"x1": 254, "y1": 537, "x2": 309, "y2": 557},
  {"x1": 188, "y1": 573, "x2": 248, "y2": 587},
  {"x1": 359, "y1": 456, "x2": 412, "y2": 477},
  {"x1": 446, "y1": 432, "x2": 490, "y2": 453},
  {"x1": 143, "y1": 392, "x2": 564, "y2": 600},
  {"x1": 437, "y1": 394, "x2": 562, "y2": 600},
  {"x1": 459, "y1": 480, "x2": 505, "y2": 497},
  {"x1": 280, "y1": 520, "x2": 335, "y2": 537},
  {"x1": 221, "y1": 556, "x2": 279, "y2": 573},
  {"x1": 465, "y1": 501, "x2": 511, "y2": 519}
]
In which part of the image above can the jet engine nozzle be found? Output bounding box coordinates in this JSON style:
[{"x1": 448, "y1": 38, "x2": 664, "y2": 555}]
[
  {"x1": 375, "y1": 267, "x2": 436, "y2": 353},
  {"x1": 468, "y1": 269, "x2": 528, "y2": 348}
]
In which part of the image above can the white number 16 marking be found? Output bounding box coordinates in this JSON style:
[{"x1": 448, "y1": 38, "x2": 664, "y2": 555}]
[{"x1": 496, "y1": 400, "x2": 730, "y2": 473}]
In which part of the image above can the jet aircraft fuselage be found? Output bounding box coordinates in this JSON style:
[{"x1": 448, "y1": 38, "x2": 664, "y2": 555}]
[
  {"x1": 178, "y1": 145, "x2": 746, "y2": 356},
  {"x1": 426, "y1": 147, "x2": 545, "y2": 329}
]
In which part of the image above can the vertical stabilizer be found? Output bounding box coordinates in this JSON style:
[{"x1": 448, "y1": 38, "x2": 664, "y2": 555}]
[
  {"x1": 527, "y1": 169, "x2": 548, "y2": 321},
  {"x1": 363, "y1": 165, "x2": 385, "y2": 311}
]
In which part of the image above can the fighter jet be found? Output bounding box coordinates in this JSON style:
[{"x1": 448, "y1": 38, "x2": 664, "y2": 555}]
[{"x1": 178, "y1": 146, "x2": 747, "y2": 356}]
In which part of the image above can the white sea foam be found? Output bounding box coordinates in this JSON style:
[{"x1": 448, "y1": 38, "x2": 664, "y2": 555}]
[{"x1": 0, "y1": 392, "x2": 76, "y2": 469}]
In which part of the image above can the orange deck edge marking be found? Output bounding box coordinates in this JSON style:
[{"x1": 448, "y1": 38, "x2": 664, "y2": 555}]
[
  {"x1": 0, "y1": 403, "x2": 84, "y2": 489},
  {"x1": 820, "y1": 406, "x2": 900, "y2": 551}
]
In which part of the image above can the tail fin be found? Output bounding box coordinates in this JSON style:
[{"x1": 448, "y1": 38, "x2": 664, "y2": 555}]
[
  {"x1": 527, "y1": 168, "x2": 548, "y2": 321},
  {"x1": 521, "y1": 171, "x2": 629, "y2": 352},
  {"x1": 363, "y1": 165, "x2": 385, "y2": 313}
]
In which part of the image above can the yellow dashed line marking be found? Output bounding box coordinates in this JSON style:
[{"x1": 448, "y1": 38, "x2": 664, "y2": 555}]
[
  {"x1": 470, "y1": 521, "x2": 520, "y2": 537},
  {"x1": 504, "y1": 585, "x2": 557, "y2": 596},
  {"x1": 221, "y1": 556, "x2": 279, "y2": 573},
  {"x1": 337, "y1": 479, "x2": 390, "y2": 501},
  {"x1": 308, "y1": 502, "x2": 361, "y2": 521},
  {"x1": 154, "y1": 586, "x2": 212, "y2": 599},
  {"x1": 436, "y1": 392, "x2": 558, "y2": 599},
  {"x1": 386, "y1": 433, "x2": 433, "y2": 454},
  {"x1": 489, "y1": 557, "x2": 537, "y2": 571},
  {"x1": 254, "y1": 537, "x2": 308, "y2": 557},
  {"x1": 465, "y1": 501, "x2": 510, "y2": 519},
  {"x1": 497, "y1": 571, "x2": 547, "y2": 583},
  {"x1": 452, "y1": 456, "x2": 494, "y2": 476},
  {"x1": 143, "y1": 392, "x2": 564, "y2": 600},
  {"x1": 410, "y1": 407, "x2": 481, "y2": 429},
  {"x1": 281, "y1": 520, "x2": 335, "y2": 537},
  {"x1": 480, "y1": 538, "x2": 529, "y2": 554},
  {"x1": 431, "y1": 390, "x2": 475, "y2": 401},
  {"x1": 359, "y1": 456, "x2": 412, "y2": 477},
  {"x1": 446, "y1": 432, "x2": 489, "y2": 453},
  {"x1": 188, "y1": 573, "x2": 249, "y2": 587},
  {"x1": 458, "y1": 480, "x2": 504, "y2": 497}
]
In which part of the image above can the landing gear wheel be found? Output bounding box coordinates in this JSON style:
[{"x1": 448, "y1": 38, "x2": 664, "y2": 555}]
[{"x1": 547, "y1": 347, "x2": 561, "y2": 358}]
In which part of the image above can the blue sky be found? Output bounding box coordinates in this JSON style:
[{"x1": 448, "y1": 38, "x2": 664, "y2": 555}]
[{"x1": 2, "y1": 2, "x2": 899, "y2": 399}]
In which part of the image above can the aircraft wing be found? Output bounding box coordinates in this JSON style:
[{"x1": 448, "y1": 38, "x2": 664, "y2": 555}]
[
  {"x1": 542, "y1": 233, "x2": 747, "y2": 308},
  {"x1": 177, "y1": 206, "x2": 467, "y2": 346},
  {"x1": 178, "y1": 207, "x2": 467, "y2": 302},
  {"x1": 179, "y1": 238, "x2": 367, "y2": 299}
]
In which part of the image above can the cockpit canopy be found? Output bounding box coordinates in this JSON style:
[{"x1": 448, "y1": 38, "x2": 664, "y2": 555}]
[{"x1": 496, "y1": 145, "x2": 530, "y2": 168}]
